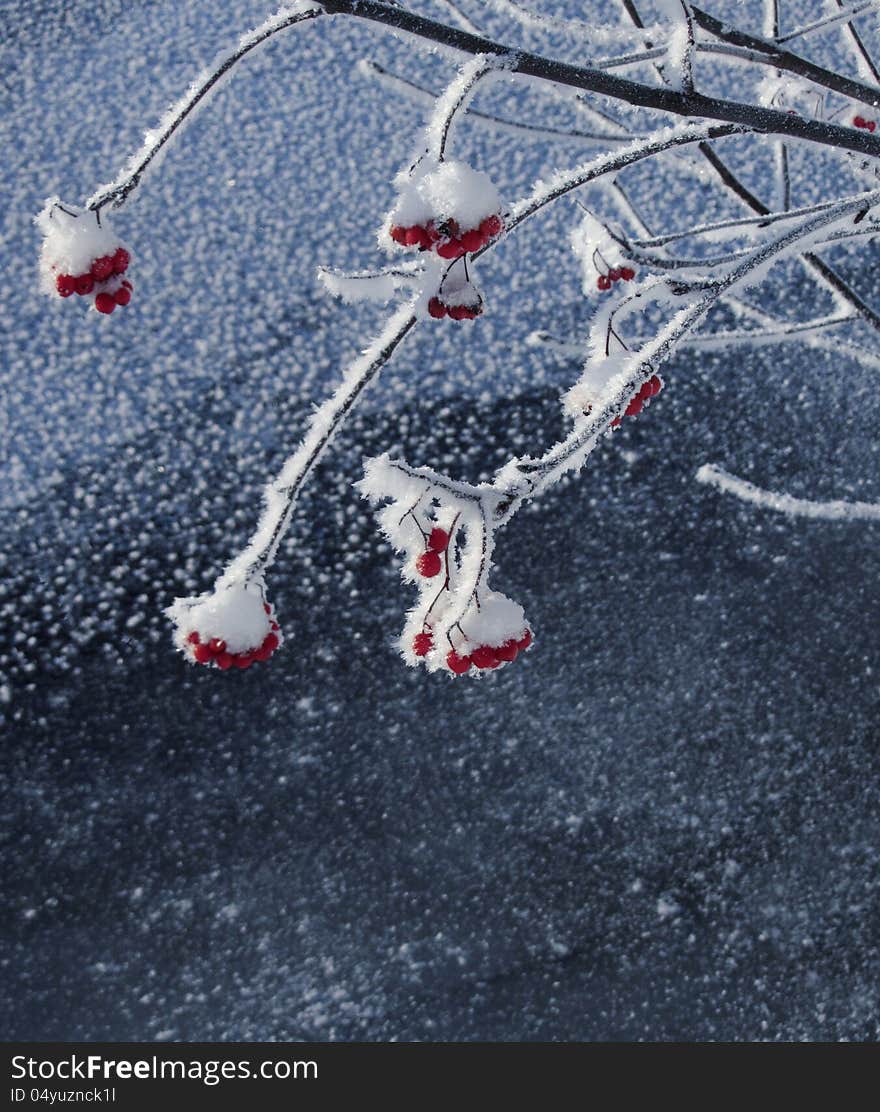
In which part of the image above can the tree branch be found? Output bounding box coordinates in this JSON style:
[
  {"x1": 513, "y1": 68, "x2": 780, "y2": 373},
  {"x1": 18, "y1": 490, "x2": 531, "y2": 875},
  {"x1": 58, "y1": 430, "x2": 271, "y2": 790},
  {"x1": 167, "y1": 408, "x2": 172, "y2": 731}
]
[
  {"x1": 697, "y1": 464, "x2": 880, "y2": 520},
  {"x1": 89, "y1": 0, "x2": 880, "y2": 215},
  {"x1": 691, "y1": 5, "x2": 880, "y2": 108}
]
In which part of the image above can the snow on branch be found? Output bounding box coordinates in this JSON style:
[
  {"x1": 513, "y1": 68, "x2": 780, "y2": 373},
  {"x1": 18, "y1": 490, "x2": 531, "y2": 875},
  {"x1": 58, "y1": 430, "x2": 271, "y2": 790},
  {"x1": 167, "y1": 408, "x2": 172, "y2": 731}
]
[
  {"x1": 690, "y1": 5, "x2": 880, "y2": 109},
  {"x1": 317, "y1": 261, "x2": 425, "y2": 303},
  {"x1": 422, "y1": 53, "x2": 510, "y2": 160},
  {"x1": 87, "y1": 2, "x2": 325, "y2": 212},
  {"x1": 696, "y1": 465, "x2": 880, "y2": 521},
  {"x1": 777, "y1": 1, "x2": 879, "y2": 46},
  {"x1": 656, "y1": 0, "x2": 696, "y2": 93}
]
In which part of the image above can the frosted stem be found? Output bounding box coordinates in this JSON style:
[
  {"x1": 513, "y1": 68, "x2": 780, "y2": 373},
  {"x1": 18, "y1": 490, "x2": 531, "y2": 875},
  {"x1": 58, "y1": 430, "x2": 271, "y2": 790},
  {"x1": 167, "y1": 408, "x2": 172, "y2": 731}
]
[
  {"x1": 87, "y1": 4, "x2": 324, "y2": 212},
  {"x1": 778, "y1": 1, "x2": 878, "y2": 45},
  {"x1": 216, "y1": 304, "x2": 418, "y2": 589},
  {"x1": 696, "y1": 465, "x2": 880, "y2": 520}
]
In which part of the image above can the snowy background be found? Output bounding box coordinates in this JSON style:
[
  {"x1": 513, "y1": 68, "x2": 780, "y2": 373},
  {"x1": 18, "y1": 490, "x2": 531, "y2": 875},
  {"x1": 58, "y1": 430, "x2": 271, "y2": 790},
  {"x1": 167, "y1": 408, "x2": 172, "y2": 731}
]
[{"x1": 3, "y1": 0, "x2": 880, "y2": 1039}]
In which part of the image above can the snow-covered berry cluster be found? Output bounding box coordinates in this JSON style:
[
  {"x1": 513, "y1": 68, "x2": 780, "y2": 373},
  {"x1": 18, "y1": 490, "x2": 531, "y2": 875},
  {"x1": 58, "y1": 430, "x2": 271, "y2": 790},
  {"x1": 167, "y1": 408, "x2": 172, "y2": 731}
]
[
  {"x1": 570, "y1": 210, "x2": 640, "y2": 298},
  {"x1": 427, "y1": 279, "x2": 483, "y2": 321},
  {"x1": 168, "y1": 582, "x2": 282, "y2": 671},
  {"x1": 386, "y1": 159, "x2": 504, "y2": 260},
  {"x1": 596, "y1": 265, "x2": 635, "y2": 292},
  {"x1": 611, "y1": 373, "x2": 663, "y2": 427},
  {"x1": 442, "y1": 592, "x2": 533, "y2": 676},
  {"x1": 359, "y1": 456, "x2": 535, "y2": 679},
  {"x1": 37, "y1": 198, "x2": 133, "y2": 315},
  {"x1": 563, "y1": 356, "x2": 664, "y2": 428},
  {"x1": 853, "y1": 115, "x2": 877, "y2": 132}
]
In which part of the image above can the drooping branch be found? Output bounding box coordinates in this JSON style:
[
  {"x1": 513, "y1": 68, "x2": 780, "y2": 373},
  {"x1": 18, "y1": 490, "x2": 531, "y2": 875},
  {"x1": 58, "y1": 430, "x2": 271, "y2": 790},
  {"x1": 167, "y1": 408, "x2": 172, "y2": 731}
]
[
  {"x1": 528, "y1": 311, "x2": 858, "y2": 356},
  {"x1": 425, "y1": 53, "x2": 503, "y2": 161},
  {"x1": 697, "y1": 464, "x2": 880, "y2": 520},
  {"x1": 87, "y1": 3, "x2": 324, "y2": 211},
  {"x1": 216, "y1": 302, "x2": 419, "y2": 590}
]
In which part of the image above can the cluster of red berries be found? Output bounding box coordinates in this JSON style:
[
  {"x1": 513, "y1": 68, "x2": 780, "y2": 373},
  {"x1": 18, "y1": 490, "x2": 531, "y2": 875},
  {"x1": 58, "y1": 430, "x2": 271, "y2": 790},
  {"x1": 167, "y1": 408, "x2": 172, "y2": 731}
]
[
  {"x1": 390, "y1": 214, "x2": 503, "y2": 259},
  {"x1": 415, "y1": 527, "x2": 450, "y2": 578},
  {"x1": 186, "y1": 604, "x2": 280, "y2": 671},
  {"x1": 610, "y1": 374, "x2": 663, "y2": 428},
  {"x1": 854, "y1": 116, "x2": 877, "y2": 132},
  {"x1": 427, "y1": 296, "x2": 482, "y2": 321},
  {"x1": 446, "y1": 629, "x2": 533, "y2": 675},
  {"x1": 54, "y1": 247, "x2": 132, "y2": 314},
  {"x1": 596, "y1": 266, "x2": 635, "y2": 292}
]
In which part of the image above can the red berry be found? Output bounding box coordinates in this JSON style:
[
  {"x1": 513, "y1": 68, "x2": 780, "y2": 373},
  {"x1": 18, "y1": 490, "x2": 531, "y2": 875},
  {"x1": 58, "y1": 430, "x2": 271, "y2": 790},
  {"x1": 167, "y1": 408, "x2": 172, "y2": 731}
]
[
  {"x1": 55, "y1": 273, "x2": 76, "y2": 297},
  {"x1": 187, "y1": 631, "x2": 200, "y2": 645},
  {"x1": 625, "y1": 396, "x2": 643, "y2": 417},
  {"x1": 648, "y1": 374, "x2": 662, "y2": 396},
  {"x1": 193, "y1": 643, "x2": 214, "y2": 664},
  {"x1": 516, "y1": 630, "x2": 532, "y2": 652},
  {"x1": 412, "y1": 632, "x2": 433, "y2": 657},
  {"x1": 404, "y1": 226, "x2": 425, "y2": 247},
  {"x1": 233, "y1": 653, "x2": 253, "y2": 669},
  {"x1": 390, "y1": 225, "x2": 408, "y2": 245},
  {"x1": 446, "y1": 650, "x2": 472, "y2": 675},
  {"x1": 854, "y1": 116, "x2": 867, "y2": 128},
  {"x1": 252, "y1": 643, "x2": 272, "y2": 662},
  {"x1": 264, "y1": 603, "x2": 272, "y2": 614},
  {"x1": 608, "y1": 268, "x2": 622, "y2": 282},
  {"x1": 460, "y1": 229, "x2": 485, "y2": 253},
  {"x1": 437, "y1": 239, "x2": 464, "y2": 259},
  {"x1": 424, "y1": 223, "x2": 441, "y2": 244},
  {"x1": 208, "y1": 638, "x2": 226, "y2": 655},
  {"x1": 479, "y1": 214, "x2": 503, "y2": 238},
  {"x1": 75, "y1": 274, "x2": 94, "y2": 296},
  {"x1": 270, "y1": 621, "x2": 280, "y2": 632},
  {"x1": 91, "y1": 255, "x2": 115, "y2": 281},
  {"x1": 263, "y1": 633, "x2": 279, "y2": 654},
  {"x1": 112, "y1": 247, "x2": 130, "y2": 274},
  {"x1": 448, "y1": 304, "x2": 470, "y2": 321},
  {"x1": 597, "y1": 275, "x2": 612, "y2": 291},
  {"x1": 428, "y1": 297, "x2": 447, "y2": 319},
  {"x1": 215, "y1": 652, "x2": 233, "y2": 670},
  {"x1": 94, "y1": 292, "x2": 116, "y2": 314},
  {"x1": 869, "y1": 121, "x2": 877, "y2": 133},
  {"x1": 495, "y1": 640, "x2": 518, "y2": 663},
  {"x1": 428, "y1": 527, "x2": 449, "y2": 552},
  {"x1": 415, "y1": 550, "x2": 442, "y2": 578},
  {"x1": 470, "y1": 645, "x2": 500, "y2": 670},
  {"x1": 619, "y1": 267, "x2": 636, "y2": 281},
  {"x1": 611, "y1": 416, "x2": 622, "y2": 428},
  {"x1": 113, "y1": 285, "x2": 131, "y2": 306}
]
